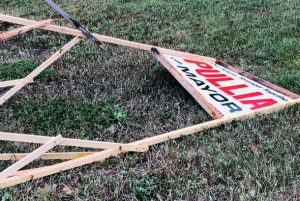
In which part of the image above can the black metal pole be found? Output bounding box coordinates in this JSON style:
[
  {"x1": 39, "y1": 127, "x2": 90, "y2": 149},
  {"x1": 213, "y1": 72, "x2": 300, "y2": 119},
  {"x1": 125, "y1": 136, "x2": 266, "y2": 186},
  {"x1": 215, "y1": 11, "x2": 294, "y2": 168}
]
[{"x1": 44, "y1": 0, "x2": 104, "y2": 48}]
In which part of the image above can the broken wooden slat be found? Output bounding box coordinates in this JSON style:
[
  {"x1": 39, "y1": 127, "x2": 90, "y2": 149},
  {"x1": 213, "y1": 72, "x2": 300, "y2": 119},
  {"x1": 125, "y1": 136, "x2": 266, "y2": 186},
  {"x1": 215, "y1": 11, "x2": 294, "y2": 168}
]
[
  {"x1": 0, "y1": 152, "x2": 94, "y2": 160},
  {"x1": 0, "y1": 36, "x2": 81, "y2": 106},
  {"x1": 1, "y1": 98, "x2": 299, "y2": 188},
  {"x1": 0, "y1": 19, "x2": 52, "y2": 41},
  {"x1": 0, "y1": 132, "x2": 148, "y2": 152},
  {"x1": 0, "y1": 14, "x2": 299, "y2": 189},
  {"x1": 0, "y1": 14, "x2": 215, "y2": 63},
  {"x1": 0, "y1": 79, "x2": 33, "y2": 88},
  {"x1": 0, "y1": 135, "x2": 63, "y2": 179},
  {"x1": 11, "y1": 166, "x2": 58, "y2": 177}
]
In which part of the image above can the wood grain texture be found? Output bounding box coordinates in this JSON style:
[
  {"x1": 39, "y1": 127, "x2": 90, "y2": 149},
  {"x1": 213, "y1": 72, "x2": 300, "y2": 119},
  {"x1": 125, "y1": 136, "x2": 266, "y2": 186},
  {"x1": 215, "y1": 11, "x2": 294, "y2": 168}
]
[
  {"x1": 0, "y1": 79, "x2": 33, "y2": 88},
  {"x1": 0, "y1": 152, "x2": 95, "y2": 160},
  {"x1": 0, "y1": 13, "x2": 299, "y2": 189},
  {"x1": 0, "y1": 132, "x2": 148, "y2": 152},
  {"x1": 1, "y1": 98, "x2": 299, "y2": 188},
  {"x1": 0, "y1": 135, "x2": 63, "y2": 179},
  {"x1": 0, "y1": 37, "x2": 81, "y2": 106},
  {"x1": 0, "y1": 14, "x2": 216, "y2": 63},
  {"x1": 0, "y1": 19, "x2": 52, "y2": 41}
]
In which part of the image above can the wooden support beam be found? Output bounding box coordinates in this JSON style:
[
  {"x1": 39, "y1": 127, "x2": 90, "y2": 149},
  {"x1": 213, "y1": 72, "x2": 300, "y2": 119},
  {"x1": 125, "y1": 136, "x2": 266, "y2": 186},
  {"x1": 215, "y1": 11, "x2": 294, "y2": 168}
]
[
  {"x1": 0, "y1": 79, "x2": 33, "y2": 88},
  {"x1": 11, "y1": 166, "x2": 57, "y2": 177},
  {"x1": 0, "y1": 14, "x2": 215, "y2": 63},
  {"x1": 0, "y1": 132, "x2": 148, "y2": 152},
  {"x1": 1, "y1": 98, "x2": 299, "y2": 188},
  {"x1": 0, "y1": 36, "x2": 81, "y2": 106},
  {"x1": 0, "y1": 14, "x2": 299, "y2": 189},
  {"x1": 0, "y1": 152, "x2": 94, "y2": 161},
  {"x1": 0, "y1": 19, "x2": 52, "y2": 41},
  {"x1": 0, "y1": 135, "x2": 63, "y2": 179}
]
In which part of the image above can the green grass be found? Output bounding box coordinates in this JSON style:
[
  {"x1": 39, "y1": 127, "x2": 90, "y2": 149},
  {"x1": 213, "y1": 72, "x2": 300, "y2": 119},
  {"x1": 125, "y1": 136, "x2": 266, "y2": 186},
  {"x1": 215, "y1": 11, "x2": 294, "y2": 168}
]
[
  {"x1": 16, "y1": 97, "x2": 128, "y2": 137},
  {"x1": 0, "y1": 0, "x2": 300, "y2": 200},
  {"x1": 0, "y1": 60, "x2": 58, "y2": 82}
]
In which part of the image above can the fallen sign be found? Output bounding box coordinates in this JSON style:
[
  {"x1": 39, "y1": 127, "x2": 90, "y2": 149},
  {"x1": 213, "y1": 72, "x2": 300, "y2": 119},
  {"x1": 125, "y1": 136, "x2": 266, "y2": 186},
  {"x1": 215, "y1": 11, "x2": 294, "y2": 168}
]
[
  {"x1": 0, "y1": 14, "x2": 299, "y2": 188},
  {"x1": 152, "y1": 48, "x2": 299, "y2": 119}
]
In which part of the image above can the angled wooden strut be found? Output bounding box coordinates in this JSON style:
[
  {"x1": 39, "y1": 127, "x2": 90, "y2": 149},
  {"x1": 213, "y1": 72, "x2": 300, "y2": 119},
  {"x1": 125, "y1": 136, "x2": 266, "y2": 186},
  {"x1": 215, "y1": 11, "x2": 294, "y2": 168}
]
[
  {"x1": 0, "y1": 98, "x2": 299, "y2": 188},
  {"x1": 0, "y1": 19, "x2": 52, "y2": 41},
  {"x1": 0, "y1": 132, "x2": 148, "y2": 152},
  {"x1": 0, "y1": 36, "x2": 81, "y2": 106},
  {"x1": 0, "y1": 79, "x2": 33, "y2": 88},
  {"x1": 0, "y1": 135, "x2": 63, "y2": 179},
  {"x1": 0, "y1": 14, "x2": 299, "y2": 189},
  {"x1": 0, "y1": 152, "x2": 95, "y2": 161},
  {"x1": 0, "y1": 14, "x2": 215, "y2": 63}
]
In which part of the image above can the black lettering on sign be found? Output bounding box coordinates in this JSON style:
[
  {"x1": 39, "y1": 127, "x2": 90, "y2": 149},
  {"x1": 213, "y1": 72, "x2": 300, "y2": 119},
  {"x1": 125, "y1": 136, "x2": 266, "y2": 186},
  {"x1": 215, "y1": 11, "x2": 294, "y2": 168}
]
[
  {"x1": 210, "y1": 93, "x2": 228, "y2": 102},
  {"x1": 171, "y1": 57, "x2": 183, "y2": 64},
  {"x1": 168, "y1": 59, "x2": 246, "y2": 115},
  {"x1": 177, "y1": 66, "x2": 197, "y2": 78},
  {"x1": 201, "y1": 85, "x2": 217, "y2": 93},
  {"x1": 190, "y1": 78, "x2": 205, "y2": 86},
  {"x1": 222, "y1": 102, "x2": 243, "y2": 113}
]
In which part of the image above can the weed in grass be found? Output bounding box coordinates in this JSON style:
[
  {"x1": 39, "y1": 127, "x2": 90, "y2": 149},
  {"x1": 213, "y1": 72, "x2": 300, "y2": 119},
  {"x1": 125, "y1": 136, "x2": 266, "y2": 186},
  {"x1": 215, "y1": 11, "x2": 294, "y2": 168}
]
[
  {"x1": 132, "y1": 174, "x2": 158, "y2": 199},
  {"x1": 1, "y1": 192, "x2": 11, "y2": 201}
]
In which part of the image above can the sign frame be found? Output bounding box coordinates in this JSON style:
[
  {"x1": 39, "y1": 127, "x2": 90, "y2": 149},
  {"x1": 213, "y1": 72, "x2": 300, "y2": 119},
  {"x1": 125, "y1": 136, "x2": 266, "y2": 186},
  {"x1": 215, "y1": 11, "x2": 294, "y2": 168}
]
[
  {"x1": 0, "y1": 14, "x2": 299, "y2": 189},
  {"x1": 152, "y1": 48, "x2": 299, "y2": 119}
]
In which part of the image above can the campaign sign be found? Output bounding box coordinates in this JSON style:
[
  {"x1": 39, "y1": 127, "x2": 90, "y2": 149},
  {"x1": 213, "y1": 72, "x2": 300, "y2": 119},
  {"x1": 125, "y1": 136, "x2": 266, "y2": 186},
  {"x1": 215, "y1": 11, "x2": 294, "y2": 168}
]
[{"x1": 160, "y1": 54, "x2": 293, "y2": 119}]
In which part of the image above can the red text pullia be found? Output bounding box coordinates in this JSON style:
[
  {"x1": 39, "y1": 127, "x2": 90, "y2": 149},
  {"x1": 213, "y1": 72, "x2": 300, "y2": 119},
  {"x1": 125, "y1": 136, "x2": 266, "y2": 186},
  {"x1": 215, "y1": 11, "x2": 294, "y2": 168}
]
[{"x1": 184, "y1": 59, "x2": 277, "y2": 110}]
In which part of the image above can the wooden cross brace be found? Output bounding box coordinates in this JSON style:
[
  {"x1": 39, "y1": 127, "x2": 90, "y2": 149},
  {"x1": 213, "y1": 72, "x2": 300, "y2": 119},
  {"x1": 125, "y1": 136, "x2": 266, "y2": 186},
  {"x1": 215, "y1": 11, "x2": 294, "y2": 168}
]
[{"x1": 0, "y1": 14, "x2": 299, "y2": 189}]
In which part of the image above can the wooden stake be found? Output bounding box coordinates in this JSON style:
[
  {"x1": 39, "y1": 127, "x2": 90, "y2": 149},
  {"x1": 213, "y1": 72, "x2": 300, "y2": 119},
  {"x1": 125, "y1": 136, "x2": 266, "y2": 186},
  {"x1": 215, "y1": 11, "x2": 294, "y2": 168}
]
[
  {"x1": 0, "y1": 132, "x2": 148, "y2": 152},
  {"x1": 0, "y1": 14, "x2": 215, "y2": 63},
  {"x1": 0, "y1": 79, "x2": 33, "y2": 88},
  {"x1": 0, "y1": 19, "x2": 52, "y2": 41},
  {"x1": 1, "y1": 98, "x2": 299, "y2": 188},
  {"x1": 0, "y1": 36, "x2": 81, "y2": 106},
  {"x1": 0, "y1": 135, "x2": 63, "y2": 179},
  {"x1": 0, "y1": 152, "x2": 94, "y2": 160}
]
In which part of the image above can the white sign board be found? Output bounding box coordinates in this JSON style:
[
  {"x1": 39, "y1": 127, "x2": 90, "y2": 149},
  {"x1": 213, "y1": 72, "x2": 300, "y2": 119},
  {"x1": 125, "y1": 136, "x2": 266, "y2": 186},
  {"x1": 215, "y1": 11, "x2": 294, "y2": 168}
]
[{"x1": 159, "y1": 53, "x2": 293, "y2": 118}]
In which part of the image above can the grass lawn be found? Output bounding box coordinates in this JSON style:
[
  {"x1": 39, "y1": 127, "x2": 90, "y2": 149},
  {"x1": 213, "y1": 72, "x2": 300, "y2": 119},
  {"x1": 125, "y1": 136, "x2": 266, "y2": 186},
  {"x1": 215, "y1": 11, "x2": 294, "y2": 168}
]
[{"x1": 0, "y1": 0, "x2": 300, "y2": 200}]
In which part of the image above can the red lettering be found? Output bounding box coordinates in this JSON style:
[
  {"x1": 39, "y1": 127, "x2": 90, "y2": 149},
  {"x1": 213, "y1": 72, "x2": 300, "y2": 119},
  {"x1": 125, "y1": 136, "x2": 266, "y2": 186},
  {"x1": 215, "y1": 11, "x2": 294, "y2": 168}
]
[
  {"x1": 184, "y1": 59, "x2": 278, "y2": 112},
  {"x1": 207, "y1": 77, "x2": 234, "y2": 87},
  {"x1": 184, "y1": 59, "x2": 213, "y2": 69},
  {"x1": 241, "y1": 99, "x2": 277, "y2": 110},
  {"x1": 219, "y1": 84, "x2": 248, "y2": 95},
  {"x1": 233, "y1": 92, "x2": 263, "y2": 100},
  {"x1": 196, "y1": 69, "x2": 227, "y2": 78}
]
